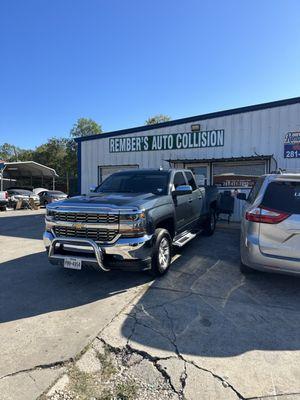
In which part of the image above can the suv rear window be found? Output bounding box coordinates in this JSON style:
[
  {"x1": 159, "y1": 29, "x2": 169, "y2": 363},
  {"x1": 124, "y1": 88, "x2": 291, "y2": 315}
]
[{"x1": 261, "y1": 181, "x2": 300, "y2": 214}]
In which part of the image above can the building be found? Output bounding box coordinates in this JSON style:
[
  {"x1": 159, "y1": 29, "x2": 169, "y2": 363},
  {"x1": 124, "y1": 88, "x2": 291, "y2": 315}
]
[{"x1": 75, "y1": 97, "x2": 300, "y2": 221}]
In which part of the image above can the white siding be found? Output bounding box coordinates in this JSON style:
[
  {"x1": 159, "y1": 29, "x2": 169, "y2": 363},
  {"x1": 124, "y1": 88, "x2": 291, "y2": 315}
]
[{"x1": 80, "y1": 103, "x2": 300, "y2": 195}]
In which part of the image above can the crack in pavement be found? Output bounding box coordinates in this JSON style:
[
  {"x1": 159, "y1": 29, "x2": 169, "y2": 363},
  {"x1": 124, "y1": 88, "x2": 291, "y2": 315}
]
[
  {"x1": 121, "y1": 298, "x2": 246, "y2": 399},
  {"x1": 99, "y1": 330, "x2": 244, "y2": 400},
  {"x1": 151, "y1": 283, "x2": 300, "y2": 313}
]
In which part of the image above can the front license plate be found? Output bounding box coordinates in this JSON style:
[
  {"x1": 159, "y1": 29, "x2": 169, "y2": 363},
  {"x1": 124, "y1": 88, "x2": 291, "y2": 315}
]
[{"x1": 64, "y1": 257, "x2": 82, "y2": 270}]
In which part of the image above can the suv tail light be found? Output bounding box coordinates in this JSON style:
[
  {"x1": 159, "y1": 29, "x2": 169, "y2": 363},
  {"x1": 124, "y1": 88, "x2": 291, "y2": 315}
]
[
  {"x1": 246, "y1": 206, "x2": 290, "y2": 224},
  {"x1": 5, "y1": 191, "x2": 8, "y2": 199}
]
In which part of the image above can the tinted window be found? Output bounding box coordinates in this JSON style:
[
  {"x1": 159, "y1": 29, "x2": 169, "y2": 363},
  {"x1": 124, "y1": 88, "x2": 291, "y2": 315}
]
[
  {"x1": 261, "y1": 181, "x2": 300, "y2": 214},
  {"x1": 247, "y1": 177, "x2": 264, "y2": 204},
  {"x1": 185, "y1": 171, "x2": 197, "y2": 191},
  {"x1": 173, "y1": 172, "x2": 186, "y2": 188},
  {"x1": 96, "y1": 171, "x2": 170, "y2": 195}
]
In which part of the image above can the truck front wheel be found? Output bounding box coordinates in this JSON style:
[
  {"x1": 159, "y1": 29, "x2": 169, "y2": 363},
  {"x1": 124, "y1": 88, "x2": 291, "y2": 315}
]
[{"x1": 150, "y1": 228, "x2": 172, "y2": 277}]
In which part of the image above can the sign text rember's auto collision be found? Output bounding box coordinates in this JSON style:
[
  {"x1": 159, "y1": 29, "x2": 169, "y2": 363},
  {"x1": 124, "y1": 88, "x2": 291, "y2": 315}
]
[{"x1": 109, "y1": 130, "x2": 225, "y2": 153}]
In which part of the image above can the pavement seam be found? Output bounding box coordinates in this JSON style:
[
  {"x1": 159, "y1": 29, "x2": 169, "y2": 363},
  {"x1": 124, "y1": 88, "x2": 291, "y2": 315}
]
[
  {"x1": 0, "y1": 359, "x2": 69, "y2": 381},
  {"x1": 246, "y1": 392, "x2": 300, "y2": 399}
]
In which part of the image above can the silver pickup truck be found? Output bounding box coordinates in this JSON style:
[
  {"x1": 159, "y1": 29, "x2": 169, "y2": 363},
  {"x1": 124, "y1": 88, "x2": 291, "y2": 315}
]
[{"x1": 44, "y1": 169, "x2": 219, "y2": 276}]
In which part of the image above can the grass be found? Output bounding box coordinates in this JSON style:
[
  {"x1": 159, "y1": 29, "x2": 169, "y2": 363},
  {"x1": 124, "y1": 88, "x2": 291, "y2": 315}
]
[
  {"x1": 116, "y1": 381, "x2": 138, "y2": 400},
  {"x1": 96, "y1": 348, "x2": 117, "y2": 379}
]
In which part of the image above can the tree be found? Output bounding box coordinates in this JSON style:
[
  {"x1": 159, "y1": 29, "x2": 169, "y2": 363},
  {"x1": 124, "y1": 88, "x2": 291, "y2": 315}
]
[
  {"x1": 0, "y1": 143, "x2": 21, "y2": 161},
  {"x1": 70, "y1": 118, "x2": 102, "y2": 138},
  {"x1": 145, "y1": 114, "x2": 171, "y2": 125}
]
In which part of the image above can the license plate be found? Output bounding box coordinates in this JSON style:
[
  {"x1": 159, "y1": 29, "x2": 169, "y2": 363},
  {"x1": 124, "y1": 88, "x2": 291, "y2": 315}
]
[{"x1": 64, "y1": 257, "x2": 82, "y2": 270}]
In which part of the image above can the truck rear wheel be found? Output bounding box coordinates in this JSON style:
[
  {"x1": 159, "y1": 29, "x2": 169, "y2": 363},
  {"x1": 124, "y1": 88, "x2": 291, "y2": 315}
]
[
  {"x1": 150, "y1": 228, "x2": 172, "y2": 277},
  {"x1": 203, "y1": 210, "x2": 216, "y2": 236}
]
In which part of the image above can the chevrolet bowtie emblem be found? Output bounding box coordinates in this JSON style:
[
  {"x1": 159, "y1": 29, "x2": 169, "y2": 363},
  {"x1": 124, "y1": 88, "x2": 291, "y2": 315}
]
[{"x1": 73, "y1": 223, "x2": 83, "y2": 229}]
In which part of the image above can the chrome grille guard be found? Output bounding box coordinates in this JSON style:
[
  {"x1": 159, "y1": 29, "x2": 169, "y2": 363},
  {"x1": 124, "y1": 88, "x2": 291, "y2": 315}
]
[{"x1": 48, "y1": 237, "x2": 110, "y2": 272}]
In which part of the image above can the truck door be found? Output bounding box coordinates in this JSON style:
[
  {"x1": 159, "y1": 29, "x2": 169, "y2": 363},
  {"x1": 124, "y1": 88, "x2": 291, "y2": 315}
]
[
  {"x1": 172, "y1": 171, "x2": 193, "y2": 232},
  {"x1": 184, "y1": 171, "x2": 203, "y2": 227}
]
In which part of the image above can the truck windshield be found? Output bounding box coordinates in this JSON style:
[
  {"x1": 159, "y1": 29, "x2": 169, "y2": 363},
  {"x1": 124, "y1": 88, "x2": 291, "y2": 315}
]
[{"x1": 96, "y1": 171, "x2": 170, "y2": 195}]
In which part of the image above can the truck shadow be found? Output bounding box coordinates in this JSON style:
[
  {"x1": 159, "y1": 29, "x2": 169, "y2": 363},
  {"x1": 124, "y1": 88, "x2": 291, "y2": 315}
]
[
  {"x1": 0, "y1": 251, "x2": 151, "y2": 323},
  {"x1": 0, "y1": 212, "x2": 45, "y2": 240},
  {"x1": 120, "y1": 227, "x2": 300, "y2": 357}
]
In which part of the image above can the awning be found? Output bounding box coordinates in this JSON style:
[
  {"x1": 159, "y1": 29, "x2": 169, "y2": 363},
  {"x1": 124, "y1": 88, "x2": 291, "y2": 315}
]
[
  {"x1": 2, "y1": 161, "x2": 58, "y2": 178},
  {"x1": 165, "y1": 155, "x2": 273, "y2": 165},
  {"x1": 0, "y1": 161, "x2": 58, "y2": 190}
]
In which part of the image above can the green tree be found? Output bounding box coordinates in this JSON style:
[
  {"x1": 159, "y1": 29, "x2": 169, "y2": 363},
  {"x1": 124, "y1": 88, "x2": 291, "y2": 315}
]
[
  {"x1": 145, "y1": 114, "x2": 171, "y2": 125},
  {"x1": 0, "y1": 143, "x2": 21, "y2": 161},
  {"x1": 70, "y1": 118, "x2": 102, "y2": 138}
]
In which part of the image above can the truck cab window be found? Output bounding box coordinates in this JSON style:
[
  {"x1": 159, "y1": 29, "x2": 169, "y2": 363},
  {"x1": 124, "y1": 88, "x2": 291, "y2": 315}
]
[
  {"x1": 173, "y1": 172, "x2": 186, "y2": 188},
  {"x1": 185, "y1": 171, "x2": 197, "y2": 191}
]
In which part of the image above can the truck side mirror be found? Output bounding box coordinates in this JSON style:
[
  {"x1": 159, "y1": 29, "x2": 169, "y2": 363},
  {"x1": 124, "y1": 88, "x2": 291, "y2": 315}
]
[
  {"x1": 237, "y1": 192, "x2": 247, "y2": 201},
  {"x1": 173, "y1": 185, "x2": 193, "y2": 196}
]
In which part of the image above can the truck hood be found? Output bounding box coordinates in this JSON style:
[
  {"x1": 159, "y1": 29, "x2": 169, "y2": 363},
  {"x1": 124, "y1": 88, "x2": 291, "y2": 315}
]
[{"x1": 47, "y1": 192, "x2": 168, "y2": 211}]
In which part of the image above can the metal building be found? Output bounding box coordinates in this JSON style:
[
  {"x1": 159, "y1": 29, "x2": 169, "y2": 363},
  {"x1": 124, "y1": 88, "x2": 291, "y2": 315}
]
[{"x1": 76, "y1": 97, "x2": 300, "y2": 221}]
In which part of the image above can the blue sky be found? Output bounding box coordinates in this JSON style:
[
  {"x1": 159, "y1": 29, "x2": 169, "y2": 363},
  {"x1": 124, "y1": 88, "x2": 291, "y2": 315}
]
[{"x1": 1, "y1": 0, "x2": 300, "y2": 149}]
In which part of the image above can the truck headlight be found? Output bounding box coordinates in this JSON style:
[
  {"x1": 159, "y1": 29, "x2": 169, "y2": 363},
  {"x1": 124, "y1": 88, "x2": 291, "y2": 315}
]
[
  {"x1": 45, "y1": 208, "x2": 54, "y2": 221},
  {"x1": 119, "y1": 212, "x2": 147, "y2": 237}
]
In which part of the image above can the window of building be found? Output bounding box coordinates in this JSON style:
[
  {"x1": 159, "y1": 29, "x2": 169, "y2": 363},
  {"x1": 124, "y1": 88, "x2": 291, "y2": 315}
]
[{"x1": 212, "y1": 161, "x2": 267, "y2": 188}]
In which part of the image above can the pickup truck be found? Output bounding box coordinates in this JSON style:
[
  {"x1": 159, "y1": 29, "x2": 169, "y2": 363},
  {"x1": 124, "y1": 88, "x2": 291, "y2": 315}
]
[
  {"x1": 43, "y1": 169, "x2": 219, "y2": 276},
  {"x1": 0, "y1": 191, "x2": 8, "y2": 211}
]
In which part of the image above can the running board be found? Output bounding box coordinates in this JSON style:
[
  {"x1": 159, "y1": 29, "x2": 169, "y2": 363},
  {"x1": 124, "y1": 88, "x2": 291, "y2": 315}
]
[{"x1": 172, "y1": 231, "x2": 198, "y2": 247}]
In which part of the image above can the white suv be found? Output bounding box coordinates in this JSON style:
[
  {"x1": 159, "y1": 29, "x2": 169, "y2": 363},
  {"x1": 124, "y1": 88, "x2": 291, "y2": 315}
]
[{"x1": 238, "y1": 173, "x2": 300, "y2": 275}]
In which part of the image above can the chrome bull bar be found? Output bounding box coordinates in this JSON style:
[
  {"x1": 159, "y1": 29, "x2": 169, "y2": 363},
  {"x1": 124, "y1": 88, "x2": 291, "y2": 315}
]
[{"x1": 48, "y1": 237, "x2": 110, "y2": 272}]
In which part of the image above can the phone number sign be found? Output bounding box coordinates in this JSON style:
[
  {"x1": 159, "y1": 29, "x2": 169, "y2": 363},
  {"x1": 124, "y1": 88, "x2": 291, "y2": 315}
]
[{"x1": 284, "y1": 132, "x2": 300, "y2": 158}]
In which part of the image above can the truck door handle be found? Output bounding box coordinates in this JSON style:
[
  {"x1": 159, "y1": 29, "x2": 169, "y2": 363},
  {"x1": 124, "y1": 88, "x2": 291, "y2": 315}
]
[
  {"x1": 198, "y1": 196, "x2": 202, "y2": 199},
  {"x1": 188, "y1": 198, "x2": 193, "y2": 203}
]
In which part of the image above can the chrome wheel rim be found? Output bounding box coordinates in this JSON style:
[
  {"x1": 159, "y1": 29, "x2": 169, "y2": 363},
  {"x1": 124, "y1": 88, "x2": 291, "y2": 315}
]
[{"x1": 158, "y1": 237, "x2": 170, "y2": 270}]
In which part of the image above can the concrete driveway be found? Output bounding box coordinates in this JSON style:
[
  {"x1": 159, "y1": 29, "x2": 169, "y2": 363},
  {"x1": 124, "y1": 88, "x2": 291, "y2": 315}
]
[
  {"x1": 0, "y1": 210, "x2": 151, "y2": 398},
  {"x1": 0, "y1": 210, "x2": 300, "y2": 399}
]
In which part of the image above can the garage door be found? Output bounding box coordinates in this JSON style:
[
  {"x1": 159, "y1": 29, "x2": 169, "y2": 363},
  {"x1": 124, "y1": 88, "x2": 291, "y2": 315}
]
[{"x1": 98, "y1": 165, "x2": 139, "y2": 184}]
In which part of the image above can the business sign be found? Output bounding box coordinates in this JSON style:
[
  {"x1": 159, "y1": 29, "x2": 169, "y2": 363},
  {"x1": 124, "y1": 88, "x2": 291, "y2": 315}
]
[
  {"x1": 284, "y1": 132, "x2": 300, "y2": 158},
  {"x1": 109, "y1": 129, "x2": 225, "y2": 153},
  {"x1": 214, "y1": 174, "x2": 257, "y2": 188}
]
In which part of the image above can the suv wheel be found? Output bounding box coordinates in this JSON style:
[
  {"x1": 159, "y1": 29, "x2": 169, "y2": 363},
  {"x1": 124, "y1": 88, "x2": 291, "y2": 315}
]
[
  {"x1": 203, "y1": 210, "x2": 216, "y2": 236},
  {"x1": 150, "y1": 228, "x2": 172, "y2": 277}
]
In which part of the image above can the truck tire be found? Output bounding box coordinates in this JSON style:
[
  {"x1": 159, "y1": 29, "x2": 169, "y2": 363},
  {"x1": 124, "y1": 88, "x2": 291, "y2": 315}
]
[
  {"x1": 150, "y1": 228, "x2": 172, "y2": 277},
  {"x1": 203, "y1": 210, "x2": 216, "y2": 236}
]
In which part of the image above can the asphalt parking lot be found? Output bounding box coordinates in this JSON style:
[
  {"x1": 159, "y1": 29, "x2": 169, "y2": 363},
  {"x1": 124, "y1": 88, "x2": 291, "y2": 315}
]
[{"x1": 0, "y1": 210, "x2": 300, "y2": 399}]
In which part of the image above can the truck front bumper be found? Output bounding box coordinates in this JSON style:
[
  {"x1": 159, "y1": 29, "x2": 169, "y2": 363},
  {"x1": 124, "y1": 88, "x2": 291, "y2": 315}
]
[{"x1": 43, "y1": 231, "x2": 153, "y2": 271}]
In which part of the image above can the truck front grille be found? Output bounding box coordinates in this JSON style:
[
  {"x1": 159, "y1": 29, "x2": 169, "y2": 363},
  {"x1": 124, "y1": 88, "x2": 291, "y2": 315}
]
[
  {"x1": 52, "y1": 211, "x2": 119, "y2": 224},
  {"x1": 53, "y1": 226, "x2": 118, "y2": 242}
]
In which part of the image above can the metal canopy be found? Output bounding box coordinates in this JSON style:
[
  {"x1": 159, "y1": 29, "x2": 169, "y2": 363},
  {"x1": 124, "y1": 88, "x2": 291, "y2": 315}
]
[{"x1": 0, "y1": 161, "x2": 58, "y2": 190}]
